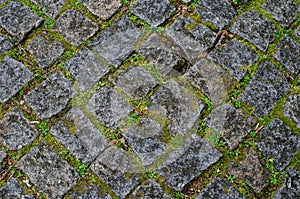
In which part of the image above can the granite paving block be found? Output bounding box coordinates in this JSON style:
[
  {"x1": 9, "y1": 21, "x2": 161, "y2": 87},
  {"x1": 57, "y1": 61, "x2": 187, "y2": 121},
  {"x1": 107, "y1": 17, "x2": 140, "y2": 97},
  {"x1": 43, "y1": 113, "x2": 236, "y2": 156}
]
[
  {"x1": 90, "y1": 15, "x2": 141, "y2": 68},
  {"x1": 131, "y1": 0, "x2": 175, "y2": 27},
  {"x1": 24, "y1": 71, "x2": 73, "y2": 120},
  {"x1": 229, "y1": 10, "x2": 276, "y2": 52},
  {"x1": 0, "y1": 148, "x2": 6, "y2": 163},
  {"x1": 17, "y1": 142, "x2": 79, "y2": 199},
  {"x1": 65, "y1": 47, "x2": 110, "y2": 92},
  {"x1": 55, "y1": 9, "x2": 98, "y2": 46},
  {"x1": 80, "y1": 0, "x2": 121, "y2": 20},
  {"x1": 69, "y1": 183, "x2": 113, "y2": 199},
  {"x1": 0, "y1": 178, "x2": 35, "y2": 199},
  {"x1": 256, "y1": 119, "x2": 300, "y2": 171},
  {"x1": 158, "y1": 134, "x2": 222, "y2": 191},
  {"x1": 284, "y1": 94, "x2": 300, "y2": 128},
  {"x1": 31, "y1": 0, "x2": 66, "y2": 18},
  {"x1": 0, "y1": 34, "x2": 12, "y2": 54},
  {"x1": 0, "y1": 1, "x2": 43, "y2": 41},
  {"x1": 87, "y1": 86, "x2": 133, "y2": 128},
  {"x1": 149, "y1": 80, "x2": 204, "y2": 136},
  {"x1": 0, "y1": 108, "x2": 38, "y2": 150},
  {"x1": 28, "y1": 32, "x2": 64, "y2": 69},
  {"x1": 238, "y1": 62, "x2": 290, "y2": 117},
  {"x1": 207, "y1": 40, "x2": 259, "y2": 81},
  {"x1": 296, "y1": 26, "x2": 300, "y2": 38},
  {"x1": 206, "y1": 104, "x2": 256, "y2": 149},
  {"x1": 0, "y1": 56, "x2": 34, "y2": 103}
]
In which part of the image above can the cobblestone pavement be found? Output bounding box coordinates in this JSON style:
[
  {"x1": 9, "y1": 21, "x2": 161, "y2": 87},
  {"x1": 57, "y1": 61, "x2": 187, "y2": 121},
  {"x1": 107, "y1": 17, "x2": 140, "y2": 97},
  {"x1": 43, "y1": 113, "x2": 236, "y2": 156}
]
[{"x1": 0, "y1": 0, "x2": 299, "y2": 198}]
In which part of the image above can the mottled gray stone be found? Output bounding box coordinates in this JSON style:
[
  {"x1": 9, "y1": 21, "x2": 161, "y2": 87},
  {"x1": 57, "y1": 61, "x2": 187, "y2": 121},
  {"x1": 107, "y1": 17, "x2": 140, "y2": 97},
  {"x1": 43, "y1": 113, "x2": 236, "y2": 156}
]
[
  {"x1": 55, "y1": 9, "x2": 98, "y2": 46},
  {"x1": 65, "y1": 47, "x2": 110, "y2": 92},
  {"x1": 206, "y1": 104, "x2": 256, "y2": 149},
  {"x1": 0, "y1": 1, "x2": 43, "y2": 41},
  {"x1": 256, "y1": 119, "x2": 300, "y2": 171},
  {"x1": 87, "y1": 86, "x2": 133, "y2": 128},
  {"x1": 238, "y1": 62, "x2": 290, "y2": 117},
  {"x1": 0, "y1": 178, "x2": 35, "y2": 199},
  {"x1": 284, "y1": 94, "x2": 300, "y2": 128},
  {"x1": 31, "y1": 0, "x2": 66, "y2": 18},
  {"x1": 123, "y1": 117, "x2": 166, "y2": 166},
  {"x1": 0, "y1": 56, "x2": 34, "y2": 103},
  {"x1": 90, "y1": 15, "x2": 141, "y2": 68},
  {"x1": 195, "y1": 177, "x2": 246, "y2": 199},
  {"x1": 91, "y1": 147, "x2": 141, "y2": 199},
  {"x1": 131, "y1": 0, "x2": 175, "y2": 27},
  {"x1": 274, "y1": 36, "x2": 300, "y2": 77},
  {"x1": 296, "y1": 26, "x2": 300, "y2": 38},
  {"x1": 0, "y1": 148, "x2": 6, "y2": 163},
  {"x1": 0, "y1": 34, "x2": 12, "y2": 54},
  {"x1": 28, "y1": 32, "x2": 64, "y2": 69},
  {"x1": 207, "y1": 40, "x2": 259, "y2": 81},
  {"x1": 196, "y1": 0, "x2": 236, "y2": 30},
  {"x1": 17, "y1": 142, "x2": 79, "y2": 199},
  {"x1": 229, "y1": 10, "x2": 276, "y2": 52},
  {"x1": 24, "y1": 71, "x2": 73, "y2": 120},
  {"x1": 149, "y1": 80, "x2": 204, "y2": 136},
  {"x1": 80, "y1": 0, "x2": 121, "y2": 20},
  {"x1": 158, "y1": 134, "x2": 222, "y2": 191},
  {"x1": 184, "y1": 59, "x2": 232, "y2": 107},
  {"x1": 0, "y1": 108, "x2": 38, "y2": 150},
  {"x1": 69, "y1": 183, "x2": 113, "y2": 199},
  {"x1": 262, "y1": 0, "x2": 299, "y2": 28},
  {"x1": 117, "y1": 67, "x2": 157, "y2": 100}
]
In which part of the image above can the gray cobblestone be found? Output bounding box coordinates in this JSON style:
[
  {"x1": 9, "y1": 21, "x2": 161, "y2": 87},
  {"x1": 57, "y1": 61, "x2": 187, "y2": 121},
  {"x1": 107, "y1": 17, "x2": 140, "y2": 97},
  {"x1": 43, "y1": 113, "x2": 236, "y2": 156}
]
[
  {"x1": 31, "y1": 0, "x2": 66, "y2": 18},
  {"x1": 0, "y1": 178, "x2": 35, "y2": 199},
  {"x1": 80, "y1": 0, "x2": 121, "y2": 20},
  {"x1": 0, "y1": 34, "x2": 12, "y2": 54},
  {"x1": 69, "y1": 183, "x2": 113, "y2": 199},
  {"x1": 284, "y1": 94, "x2": 300, "y2": 128}
]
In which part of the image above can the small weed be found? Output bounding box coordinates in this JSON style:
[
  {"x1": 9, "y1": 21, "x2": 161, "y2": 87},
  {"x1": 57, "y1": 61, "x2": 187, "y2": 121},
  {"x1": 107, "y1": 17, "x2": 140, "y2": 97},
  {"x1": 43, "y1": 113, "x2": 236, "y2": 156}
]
[
  {"x1": 156, "y1": 27, "x2": 165, "y2": 34},
  {"x1": 38, "y1": 121, "x2": 50, "y2": 135},
  {"x1": 234, "y1": 101, "x2": 241, "y2": 108},
  {"x1": 175, "y1": 192, "x2": 185, "y2": 199},
  {"x1": 122, "y1": 0, "x2": 129, "y2": 6},
  {"x1": 129, "y1": 113, "x2": 139, "y2": 122},
  {"x1": 203, "y1": 98, "x2": 212, "y2": 112},
  {"x1": 215, "y1": 135, "x2": 227, "y2": 147},
  {"x1": 227, "y1": 175, "x2": 236, "y2": 183}
]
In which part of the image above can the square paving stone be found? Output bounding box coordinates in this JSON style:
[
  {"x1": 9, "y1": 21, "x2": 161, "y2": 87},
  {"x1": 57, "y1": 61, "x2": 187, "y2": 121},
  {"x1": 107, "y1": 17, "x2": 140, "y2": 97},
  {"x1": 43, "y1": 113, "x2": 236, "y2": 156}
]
[
  {"x1": 87, "y1": 86, "x2": 133, "y2": 128},
  {"x1": 0, "y1": 178, "x2": 35, "y2": 199},
  {"x1": 196, "y1": 0, "x2": 236, "y2": 30},
  {"x1": 24, "y1": 71, "x2": 74, "y2": 120},
  {"x1": 65, "y1": 47, "x2": 110, "y2": 92},
  {"x1": 90, "y1": 146, "x2": 141, "y2": 199},
  {"x1": 274, "y1": 36, "x2": 300, "y2": 77},
  {"x1": 238, "y1": 62, "x2": 290, "y2": 117},
  {"x1": 55, "y1": 9, "x2": 98, "y2": 46},
  {"x1": 31, "y1": 0, "x2": 66, "y2": 18},
  {"x1": 284, "y1": 94, "x2": 300, "y2": 128},
  {"x1": 0, "y1": 34, "x2": 12, "y2": 54},
  {"x1": 69, "y1": 183, "x2": 113, "y2": 199},
  {"x1": 130, "y1": 0, "x2": 175, "y2": 27},
  {"x1": 0, "y1": 108, "x2": 38, "y2": 150},
  {"x1": 229, "y1": 10, "x2": 276, "y2": 52},
  {"x1": 80, "y1": 0, "x2": 121, "y2": 20},
  {"x1": 90, "y1": 15, "x2": 141, "y2": 68},
  {"x1": 51, "y1": 108, "x2": 108, "y2": 165},
  {"x1": 205, "y1": 104, "x2": 256, "y2": 149},
  {"x1": 256, "y1": 119, "x2": 300, "y2": 171},
  {"x1": 28, "y1": 32, "x2": 64, "y2": 69},
  {"x1": 0, "y1": 56, "x2": 34, "y2": 103},
  {"x1": 149, "y1": 80, "x2": 204, "y2": 136},
  {"x1": 17, "y1": 142, "x2": 79, "y2": 199},
  {"x1": 158, "y1": 134, "x2": 222, "y2": 191},
  {"x1": 0, "y1": 1, "x2": 43, "y2": 41},
  {"x1": 207, "y1": 40, "x2": 259, "y2": 81}
]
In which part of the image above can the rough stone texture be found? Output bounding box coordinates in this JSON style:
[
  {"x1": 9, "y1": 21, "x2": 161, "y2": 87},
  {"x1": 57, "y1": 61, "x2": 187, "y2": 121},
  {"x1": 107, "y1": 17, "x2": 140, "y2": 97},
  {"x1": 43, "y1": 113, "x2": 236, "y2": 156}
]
[
  {"x1": 91, "y1": 147, "x2": 141, "y2": 199},
  {"x1": 149, "y1": 80, "x2": 204, "y2": 136},
  {"x1": 0, "y1": 178, "x2": 35, "y2": 199},
  {"x1": 262, "y1": 0, "x2": 300, "y2": 28},
  {"x1": 123, "y1": 117, "x2": 166, "y2": 166},
  {"x1": 55, "y1": 9, "x2": 98, "y2": 46},
  {"x1": 17, "y1": 142, "x2": 79, "y2": 199},
  {"x1": 0, "y1": 1, "x2": 43, "y2": 41},
  {"x1": 158, "y1": 134, "x2": 222, "y2": 191},
  {"x1": 0, "y1": 148, "x2": 6, "y2": 163},
  {"x1": 80, "y1": 0, "x2": 121, "y2": 20},
  {"x1": 51, "y1": 108, "x2": 108, "y2": 165},
  {"x1": 31, "y1": 0, "x2": 66, "y2": 18},
  {"x1": 28, "y1": 32, "x2": 64, "y2": 69},
  {"x1": 0, "y1": 56, "x2": 34, "y2": 103},
  {"x1": 238, "y1": 62, "x2": 290, "y2": 117},
  {"x1": 184, "y1": 59, "x2": 232, "y2": 107},
  {"x1": 274, "y1": 35, "x2": 300, "y2": 77},
  {"x1": 284, "y1": 94, "x2": 300, "y2": 128},
  {"x1": 207, "y1": 40, "x2": 259, "y2": 81},
  {"x1": 229, "y1": 10, "x2": 276, "y2": 52},
  {"x1": 196, "y1": 0, "x2": 236, "y2": 30},
  {"x1": 195, "y1": 177, "x2": 246, "y2": 199},
  {"x1": 296, "y1": 26, "x2": 300, "y2": 38},
  {"x1": 24, "y1": 71, "x2": 73, "y2": 120},
  {"x1": 227, "y1": 149, "x2": 269, "y2": 193},
  {"x1": 90, "y1": 15, "x2": 141, "y2": 68},
  {"x1": 0, "y1": 108, "x2": 38, "y2": 150},
  {"x1": 0, "y1": 34, "x2": 12, "y2": 54},
  {"x1": 116, "y1": 67, "x2": 157, "y2": 100},
  {"x1": 206, "y1": 104, "x2": 256, "y2": 149},
  {"x1": 256, "y1": 119, "x2": 300, "y2": 171},
  {"x1": 131, "y1": 0, "x2": 175, "y2": 27},
  {"x1": 87, "y1": 86, "x2": 133, "y2": 128},
  {"x1": 65, "y1": 47, "x2": 110, "y2": 92},
  {"x1": 166, "y1": 17, "x2": 217, "y2": 62},
  {"x1": 69, "y1": 183, "x2": 113, "y2": 199},
  {"x1": 273, "y1": 168, "x2": 300, "y2": 199}
]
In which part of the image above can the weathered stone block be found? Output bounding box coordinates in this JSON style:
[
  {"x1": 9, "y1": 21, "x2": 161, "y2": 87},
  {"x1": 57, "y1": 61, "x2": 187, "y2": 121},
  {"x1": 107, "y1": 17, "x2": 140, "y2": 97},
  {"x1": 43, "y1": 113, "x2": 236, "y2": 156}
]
[
  {"x1": 284, "y1": 94, "x2": 300, "y2": 128},
  {"x1": 0, "y1": 34, "x2": 12, "y2": 54},
  {"x1": 80, "y1": 0, "x2": 121, "y2": 20},
  {"x1": 31, "y1": 0, "x2": 66, "y2": 18},
  {"x1": 0, "y1": 178, "x2": 35, "y2": 199}
]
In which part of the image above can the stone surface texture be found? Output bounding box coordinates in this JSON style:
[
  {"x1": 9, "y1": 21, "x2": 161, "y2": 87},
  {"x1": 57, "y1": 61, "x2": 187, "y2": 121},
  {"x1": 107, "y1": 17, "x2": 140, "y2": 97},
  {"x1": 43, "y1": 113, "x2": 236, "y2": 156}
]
[
  {"x1": 0, "y1": 34, "x2": 12, "y2": 54},
  {"x1": 69, "y1": 183, "x2": 113, "y2": 199},
  {"x1": 80, "y1": 0, "x2": 121, "y2": 20},
  {"x1": 0, "y1": 148, "x2": 6, "y2": 164},
  {"x1": 31, "y1": 0, "x2": 66, "y2": 18},
  {"x1": 284, "y1": 94, "x2": 300, "y2": 128},
  {"x1": 0, "y1": 178, "x2": 35, "y2": 199}
]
